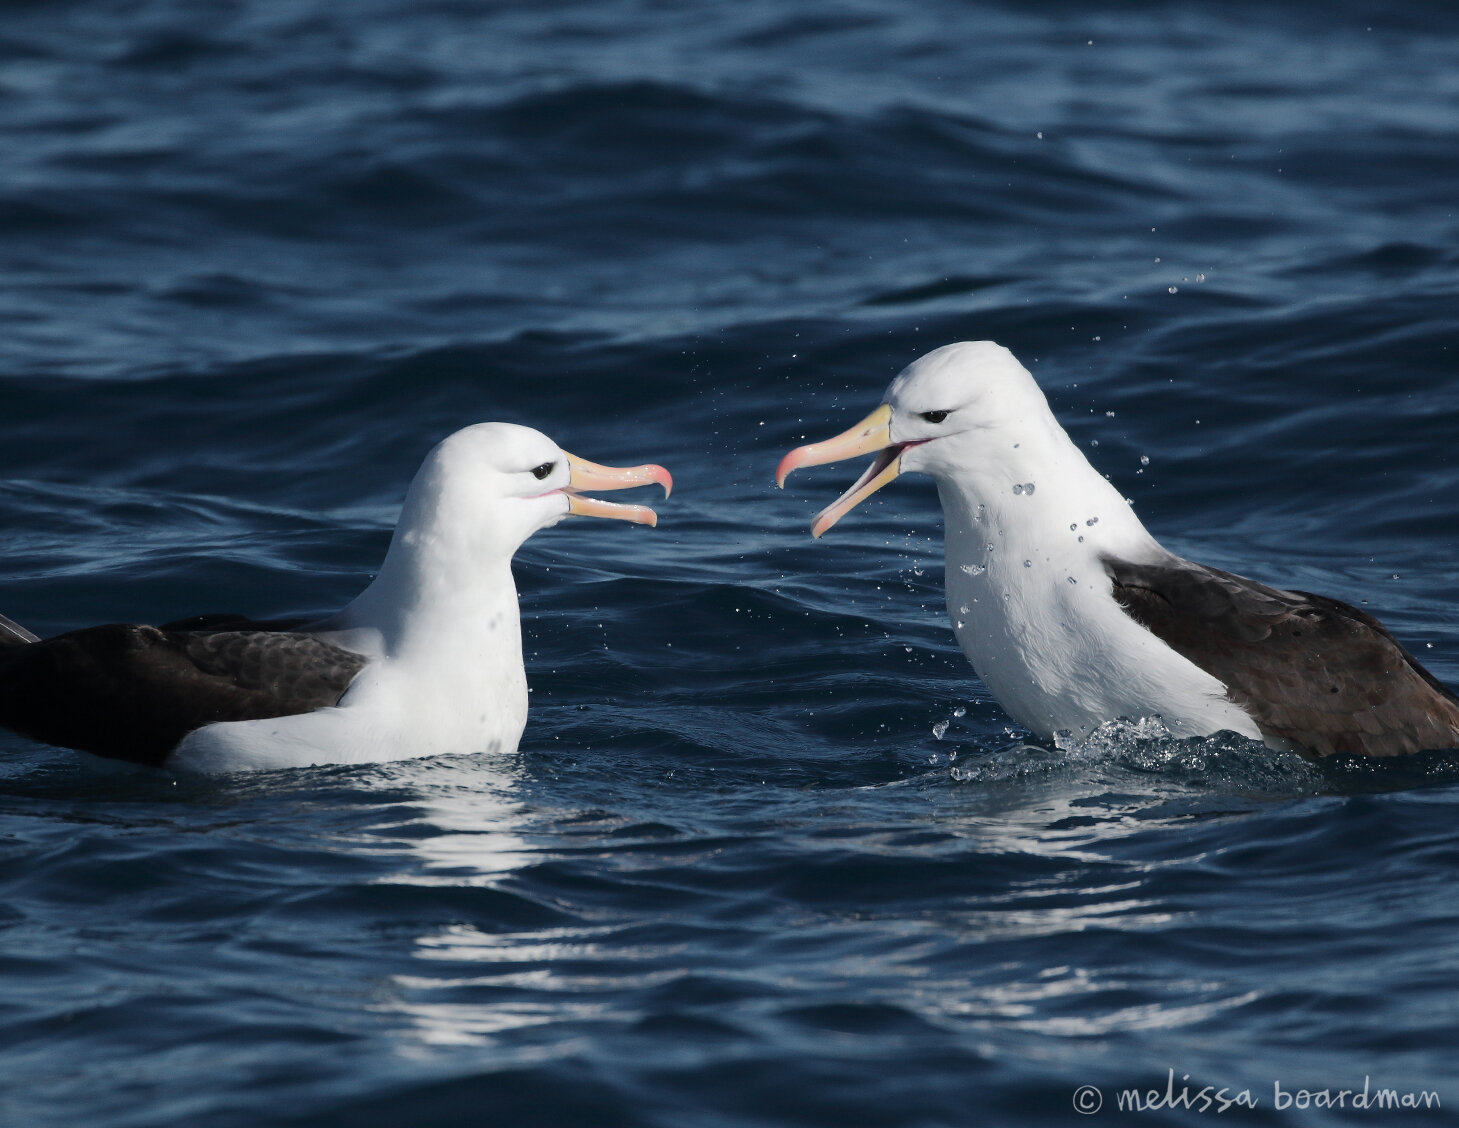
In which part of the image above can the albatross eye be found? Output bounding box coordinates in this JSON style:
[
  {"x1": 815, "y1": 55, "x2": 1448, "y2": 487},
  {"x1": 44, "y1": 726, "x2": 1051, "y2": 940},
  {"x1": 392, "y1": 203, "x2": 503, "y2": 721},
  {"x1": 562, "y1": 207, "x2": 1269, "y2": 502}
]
[
  {"x1": 531, "y1": 462, "x2": 555, "y2": 481},
  {"x1": 919, "y1": 410, "x2": 950, "y2": 424}
]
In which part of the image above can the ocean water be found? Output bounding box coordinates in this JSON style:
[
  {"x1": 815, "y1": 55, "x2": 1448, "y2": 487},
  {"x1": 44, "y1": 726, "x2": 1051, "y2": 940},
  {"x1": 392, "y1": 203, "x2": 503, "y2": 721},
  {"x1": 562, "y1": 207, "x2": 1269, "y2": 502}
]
[{"x1": 3, "y1": 1, "x2": 1459, "y2": 1124}]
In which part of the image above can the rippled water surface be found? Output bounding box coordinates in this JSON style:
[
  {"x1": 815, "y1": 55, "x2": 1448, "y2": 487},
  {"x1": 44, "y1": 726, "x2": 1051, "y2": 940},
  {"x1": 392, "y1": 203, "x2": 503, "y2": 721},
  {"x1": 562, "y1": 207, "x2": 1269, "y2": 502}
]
[{"x1": 4, "y1": 2, "x2": 1459, "y2": 1124}]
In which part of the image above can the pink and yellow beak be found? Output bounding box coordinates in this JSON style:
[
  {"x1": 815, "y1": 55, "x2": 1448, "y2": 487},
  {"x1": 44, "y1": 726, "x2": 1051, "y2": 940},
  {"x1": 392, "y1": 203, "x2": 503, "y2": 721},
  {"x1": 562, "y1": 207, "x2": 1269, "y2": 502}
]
[
  {"x1": 775, "y1": 403, "x2": 901, "y2": 538},
  {"x1": 563, "y1": 452, "x2": 672, "y2": 527}
]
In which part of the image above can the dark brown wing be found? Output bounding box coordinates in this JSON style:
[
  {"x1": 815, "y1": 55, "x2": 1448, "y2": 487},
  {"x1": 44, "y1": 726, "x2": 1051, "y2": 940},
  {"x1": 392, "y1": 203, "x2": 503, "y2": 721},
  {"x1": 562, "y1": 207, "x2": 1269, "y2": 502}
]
[
  {"x1": 1104, "y1": 555, "x2": 1459, "y2": 757},
  {"x1": 159, "y1": 612, "x2": 318, "y2": 632},
  {"x1": 0, "y1": 624, "x2": 367, "y2": 767}
]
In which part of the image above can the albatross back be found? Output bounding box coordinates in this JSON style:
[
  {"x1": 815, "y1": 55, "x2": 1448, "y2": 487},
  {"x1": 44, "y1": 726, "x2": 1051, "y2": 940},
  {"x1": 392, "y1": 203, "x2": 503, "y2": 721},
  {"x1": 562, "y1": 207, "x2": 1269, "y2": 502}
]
[
  {"x1": 0, "y1": 623, "x2": 367, "y2": 766},
  {"x1": 1106, "y1": 555, "x2": 1459, "y2": 757}
]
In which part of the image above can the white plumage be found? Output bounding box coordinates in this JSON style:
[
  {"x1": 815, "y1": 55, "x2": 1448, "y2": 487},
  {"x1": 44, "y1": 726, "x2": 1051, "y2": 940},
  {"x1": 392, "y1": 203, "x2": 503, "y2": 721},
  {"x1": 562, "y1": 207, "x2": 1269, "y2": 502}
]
[
  {"x1": 778, "y1": 342, "x2": 1307, "y2": 746},
  {"x1": 174, "y1": 423, "x2": 670, "y2": 771},
  {"x1": 0, "y1": 422, "x2": 669, "y2": 772},
  {"x1": 911, "y1": 349, "x2": 1261, "y2": 741}
]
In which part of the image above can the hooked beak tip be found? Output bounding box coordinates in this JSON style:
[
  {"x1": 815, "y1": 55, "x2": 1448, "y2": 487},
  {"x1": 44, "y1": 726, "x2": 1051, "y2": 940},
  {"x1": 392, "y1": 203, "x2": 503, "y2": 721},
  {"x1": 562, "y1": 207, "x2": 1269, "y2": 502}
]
[
  {"x1": 644, "y1": 464, "x2": 672, "y2": 499},
  {"x1": 774, "y1": 449, "x2": 803, "y2": 489}
]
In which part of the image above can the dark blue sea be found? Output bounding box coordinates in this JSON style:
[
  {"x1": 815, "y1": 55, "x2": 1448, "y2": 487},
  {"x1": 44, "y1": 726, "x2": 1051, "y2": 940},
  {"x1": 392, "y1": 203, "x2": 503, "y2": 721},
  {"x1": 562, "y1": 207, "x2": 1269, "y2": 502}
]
[{"x1": 4, "y1": 2, "x2": 1459, "y2": 1124}]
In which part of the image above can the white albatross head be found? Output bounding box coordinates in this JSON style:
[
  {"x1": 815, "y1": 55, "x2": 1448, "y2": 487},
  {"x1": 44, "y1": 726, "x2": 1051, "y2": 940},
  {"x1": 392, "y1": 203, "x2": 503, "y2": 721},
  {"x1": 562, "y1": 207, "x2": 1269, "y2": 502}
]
[
  {"x1": 776, "y1": 341, "x2": 1052, "y2": 536},
  {"x1": 389, "y1": 422, "x2": 672, "y2": 568}
]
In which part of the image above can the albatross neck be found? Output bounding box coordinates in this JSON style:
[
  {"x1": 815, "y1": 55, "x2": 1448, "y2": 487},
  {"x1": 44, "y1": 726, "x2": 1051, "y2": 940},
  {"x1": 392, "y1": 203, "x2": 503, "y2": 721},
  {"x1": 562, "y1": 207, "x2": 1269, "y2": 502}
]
[
  {"x1": 920, "y1": 405, "x2": 1242, "y2": 741},
  {"x1": 356, "y1": 530, "x2": 519, "y2": 649},
  {"x1": 927, "y1": 410, "x2": 1162, "y2": 570},
  {"x1": 326, "y1": 453, "x2": 531, "y2": 665}
]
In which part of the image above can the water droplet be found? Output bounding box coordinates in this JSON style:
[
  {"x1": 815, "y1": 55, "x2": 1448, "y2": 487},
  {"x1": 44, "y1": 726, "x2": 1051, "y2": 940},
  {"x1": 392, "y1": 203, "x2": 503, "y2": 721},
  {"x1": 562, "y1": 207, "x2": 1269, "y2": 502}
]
[
  {"x1": 1086, "y1": 517, "x2": 1099, "y2": 526},
  {"x1": 1168, "y1": 286, "x2": 1179, "y2": 294},
  {"x1": 1105, "y1": 410, "x2": 1115, "y2": 417},
  {"x1": 959, "y1": 605, "x2": 970, "y2": 614},
  {"x1": 1196, "y1": 273, "x2": 1206, "y2": 282},
  {"x1": 1023, "y1": 482, "x2": 1035, "y2": 494},
  {"x1": 1067, "y1": 576, "x2": 1078, "y2": 585},
  {"x1": 953, "y1": 706, "x2": 966, "y2": 718},
  {"x1": 932, "y1": 720, "x2": 948, "y2": 740},
  {"x1": 1012, "y1": 483, "x2": 1024, "y2": 495},
  {"x1": 955, "y1": 620, "x2": 964, "y2": 628},
  {"x1": 1070, "y1": 523, "x2": 1077, "y2": 531},
  {"x1": 1140, "y1": 454, "x2": 1150, "y2": 465},
  {"x1": 959, "y1": 563, "x2": 986, "y2": 576},
  {"x1": 1090, "y1": 439, "x2": 1100, "y2": 447},
  {"x1": 1078, "y1": 535, "x2": 1084, "y2": 543},
  {"x1": 1392, "y1": 573, "x2": 1401, "y2": 580},
  {"x1": 1023, "y1": 559, "x2": 1032, "y2": 568}
]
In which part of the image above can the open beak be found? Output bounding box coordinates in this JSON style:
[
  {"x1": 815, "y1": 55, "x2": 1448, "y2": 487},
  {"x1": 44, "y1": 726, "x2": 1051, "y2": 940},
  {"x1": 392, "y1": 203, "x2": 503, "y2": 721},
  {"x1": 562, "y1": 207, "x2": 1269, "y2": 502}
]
[
  {"x1": 562, "y1": 451, "x2": 672, "y2": 527},
  {"x1": 775, "y1": 404, "x2": 903, "y2": 538}
]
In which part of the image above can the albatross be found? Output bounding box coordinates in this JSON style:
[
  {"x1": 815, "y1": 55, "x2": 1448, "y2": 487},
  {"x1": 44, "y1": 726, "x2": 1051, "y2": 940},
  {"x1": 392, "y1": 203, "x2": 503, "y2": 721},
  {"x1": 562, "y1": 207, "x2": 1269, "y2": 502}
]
[
  {"x1": 0, "y1": 423, "x2": 671, "y2": 772},
  {"x1": 776, "y1": 341, "x2": 1459, "y2": 757}
]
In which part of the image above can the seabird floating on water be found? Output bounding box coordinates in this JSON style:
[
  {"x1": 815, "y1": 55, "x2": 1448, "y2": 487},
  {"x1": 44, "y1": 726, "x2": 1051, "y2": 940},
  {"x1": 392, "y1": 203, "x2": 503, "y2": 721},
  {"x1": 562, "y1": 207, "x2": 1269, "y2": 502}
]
[
  {"x1": 0, "y1": 423, "x2": 671, "y2": 772},
  {"x1": 777, "y1": 341, "x2": 1459, "y2": 757}
]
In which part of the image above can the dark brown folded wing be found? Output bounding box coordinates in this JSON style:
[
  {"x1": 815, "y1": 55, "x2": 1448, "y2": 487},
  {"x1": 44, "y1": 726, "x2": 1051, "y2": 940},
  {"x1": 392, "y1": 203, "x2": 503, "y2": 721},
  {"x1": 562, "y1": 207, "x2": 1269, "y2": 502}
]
[
  {"x1": 0, "y1": 624, "x2": 367, "y2": 767},
  {"x1": 1104, "y1": 555, "x2": 1459, "y2": 756},
  {"x1": 159, "y1": 612, "x2": 318, "y2": 632}
]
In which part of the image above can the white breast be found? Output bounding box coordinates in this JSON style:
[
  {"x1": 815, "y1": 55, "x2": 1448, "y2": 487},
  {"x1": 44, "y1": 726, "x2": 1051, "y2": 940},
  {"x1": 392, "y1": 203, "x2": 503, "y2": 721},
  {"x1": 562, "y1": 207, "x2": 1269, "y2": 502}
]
[
  {"x1": 935, "y1": 460, "x2": 1261, "y2": 743},
  {"x1": 170, "y1": 655, "x2": 529, "y2": 773},
  {"x1": 170, "y1": 573, "x2": 530, "y2": 773}
]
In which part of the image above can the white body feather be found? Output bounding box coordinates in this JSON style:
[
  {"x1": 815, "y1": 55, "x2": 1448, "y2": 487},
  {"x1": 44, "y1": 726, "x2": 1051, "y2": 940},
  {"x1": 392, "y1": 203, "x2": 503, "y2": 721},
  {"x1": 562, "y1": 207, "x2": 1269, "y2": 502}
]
[
  {"x1": 171, "y1": 424, "x2": 567, "y2": 772},
  {"x1": 890, "y1": 343, "x2": 1262, "y2": 741}
]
